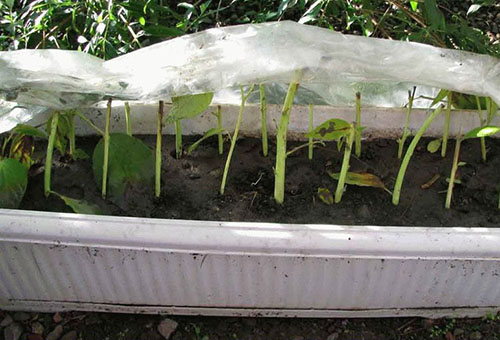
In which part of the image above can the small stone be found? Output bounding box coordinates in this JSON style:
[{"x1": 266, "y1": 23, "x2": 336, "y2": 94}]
[
  {"x1": 4, "y1": 322, "x2": 23, "y2": 340},
  {"x1": 1, "y1": 315, "x2": 14, "y2": 328},
  {"x1": 209, "y1": 168, "x2": 222, "y2": 177},
  {"x1": 13, "y1": 313, "x2": 31, "y2": 322},
  {"x1": 31, "y1": 322, "x2": 43, "y2": 335},
  {"x1": 61, "y1": 330, "x2": 77, "y2": 340},
  {"x1": 53, "y1": 313, "x2": 62, "y2": 324},
  {"x1": 327, "y1": 332, "x2": 339, "y2": 340},
  {"x1": 454, "y1": 328, "x2": 464, "y2": 336},
  {"x1": 46, "y1": 325, "x2": 63, "y2": 340},
  {"x1": 470, "y1": 331, "x2": 483, "y2": 340},
  {"x1": 157, "y1": 318, "x2": 178, "y2": 339},
  {"x1": 189, "y1": 173, "x2": 201, "y2": 180}
]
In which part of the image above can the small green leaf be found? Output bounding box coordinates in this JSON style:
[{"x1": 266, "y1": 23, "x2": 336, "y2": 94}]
[
  {"x1": 458, "y1": 161, "x2": 467, "y2": 167},
  {"x1": 187, "y1": 128, "x2": 224, "y2": 155},
  {"x1": 166, "y1": 93, "x2": 214, "y2": 123},
  {"x1": 51, "y1": 191, "x2": 102, "y2": 215},
  {"x1": 11, "y1": 124, "x2": 47, "y2": 139},
  {"x1": 0, "y1": 158, "x2": 28, "y2": 209},
  {"x1": 138, "y1": 17, "x2": 146, "y2": 26},
  {"x1": 73, "y1": 148, "x2": 89, "y2": 160},
  {"x1": 93, "y1": 133, "x2": 155, "y2": 208},
  {"x1": 467, "y1": 4, "x2": 482, "y2": 15},
  {"x1": 410, "y1": 1, "x2": 418, "y2": 11},
  {"x1": 306, "y1": 119, "x2": 352, "y2": 141},
  {"x1": 431, "y1": 89, "x2": 449, "y2": 107},
  {"x1": 427, "y1": 138, "x2": 442, "y2": 153},
  {"x1": 318, "y1": 187, "x2": 333, "y2": 205},
  {"x1": 463, "y1": 126, "x2": 500, "y2": 140},
  {"x1": 328, "y1": 171, "x2": 385, "y2": 189}
]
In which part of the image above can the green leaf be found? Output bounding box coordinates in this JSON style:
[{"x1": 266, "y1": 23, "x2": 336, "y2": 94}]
[
  {"x1": 305, "y1": 119, "x2": 352, "y2": 141},
  {"x1": 328, "y1": 171, "x2": 386, "y2": 189},
  {"x1": 93, "y1": 133, "x2": 155, "y2": 208},
  {"x1": 431, "y1": 89, "x2": 449, "y2": 107},
  {"x1": 187, "y1": 128, "x2": 224, "y2": 155},
  {"x1": 423, "y1": 0, "x2": 446, "y2": 30},
  {"x1": 11, "y1": 124, "x2": 47, "y2": 139},
  {"x1": 458, "y1": 161, "x2": 467, "y2": 167},
  {"x1": 9, "y1": 135, "x2": 34, "y2": 168},
  {"x1": 144, "y1": 25, "x2": 184, "y2": 37},
  {"x1": 317, "y1": 187, "x2": 333, "y2": 205},
  {"x1": 0, "y1": 158, "x2": 28, "y2": 209},
  {"x1": 73, "y1": 148, "x2": 89, "y2": 160},
  {"x1": 166, "y1": 92, "x2": 214, "y2": 123},
  {"x1": 138, "y1": 17, "x2": 146, "y2": 26},
  {"x1": 410, "y1": 1, "x2": 418, "y2": 11},
  {"x1": 462, "y1": 126, "x2": 500, "y2": 140},
  {"x1": 427, "y1": 138, "x2": 441, "y2": 153},
  {"x1": 51, "y1": 191, "x2": 102, "y2": 215}
]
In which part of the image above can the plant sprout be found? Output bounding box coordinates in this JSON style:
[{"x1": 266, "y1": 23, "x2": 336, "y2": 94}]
[
  {"x1": 397, "y1": 87, "x2": 416, "y2": 159},
  {"x1": 214, "y1": 105, "x2": 223, "y2": 155},
  {"x1": 220, "y1": 85, "x2": 255, "y2": 195},
  {"x1": 393, "y1": 105, "x2": 444, "y2": 205},
  {"x1": 44, "y1": 112, "x2": 59, "y2": 197},
  {"x1": 306, "y1": 118, "x2": 360, "y2": 203},
  {"x1": 125, "y1": 102, "x2": 132, "y2": 136},
  {"x1": 445, "y1": 125, "x2": 500, "y2": 209},
  {"x1": 175, "y1": 119, "x2": 182, "y2": 159},
  {"x1": 355, "y1": 92, "x2": 361, "y2": 157},
  {"x1": 274, "y1": 82, "x2": 300, "y2": 204},
  {"x1": 155, "y1": 100, "x2": 164, "y2": 198},
  {"x1": 308, "y1": 104, "x2": 314, "y2": 160},
  {"x1": 441, "y1": 92, "x2": 453, "y2": 158},
  {"x1": 260, "y1": 84, "x2": 268, "y2": 157},
  {"x1": 101, "y1": 98, "x2": 112, "y2": 199},
  {"x1": 475, "y1": 96, "x2": 486, "y2": 162}
]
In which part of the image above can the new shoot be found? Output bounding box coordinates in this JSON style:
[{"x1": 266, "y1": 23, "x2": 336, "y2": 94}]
[
  {"x1": 308, "y1": 104, "x2": 314, "y2": 160},
  {"x1": 355, "y1": 92, "x2": 361, "y2": 157},
  {"x1": 101, "y1": 98, "x2": 112, "y2": 199},
  {"x1": 215, "y1": 105, "x2": 223, "y2": 155},
  {"x1": 125, "y1": 102, "x2": 132, "y2": 136},
  {"x1": 393, "y1": 105, "x2": 444, "y2": 205},
  {"x1": 441, "y1": 92, "x2": 453, "y2": 158},
  {"x1": 274, "y1": 82, "x2": 299, "y2": 204},
  {"x1": 44, "y1": 112, "x2": 59, "y2": 197},
  {"x1": 306, "y1": 118, "x2": 359, "y2": 203},
  {"x1": 260, "y1": 84, "x2": 268, "y2": 157},
  {"x1": 445, "y1": 125, "x2": 500, "y2": 209},
  {"x1": 220, "y1": 85, "x2": 255, "y2": 195},
  {"x1": 155, "y1": 101, "x2": 164, "y2": 198},
  {"x1": 475, "y1": 96, "x2": 486, "y2": 162},
  {"x1": 397, "y1": 87, "x2": 416, "y2": 159}
]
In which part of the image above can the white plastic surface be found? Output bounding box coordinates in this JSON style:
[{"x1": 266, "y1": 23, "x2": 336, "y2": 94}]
[
  {"x1": 1, "y1": 21, "x2": 500, "y2": 132},
  {"x1": 2, "y1": 209, "x2": 500, "y2": 317}
]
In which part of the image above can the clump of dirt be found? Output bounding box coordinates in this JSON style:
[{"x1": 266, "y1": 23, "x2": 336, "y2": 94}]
[{"x1": 20, "y1": 135, "x2": 500, "y2": 227}]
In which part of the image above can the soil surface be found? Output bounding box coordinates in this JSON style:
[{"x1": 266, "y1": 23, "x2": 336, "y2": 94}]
[
  {"x1": 20, "y1": 135, "x2": 500, "y2": 227},
  {"x1": 1, "y1": 310, "x2": 500, "y2": 340}
]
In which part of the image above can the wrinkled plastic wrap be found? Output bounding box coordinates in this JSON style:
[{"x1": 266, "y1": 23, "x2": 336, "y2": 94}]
[{"x1": 1, "y1": 21, "x2": 500, "y2": 132}]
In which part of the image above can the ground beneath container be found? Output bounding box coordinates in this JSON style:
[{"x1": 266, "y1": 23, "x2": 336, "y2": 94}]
[
  {"x1": 0, "y1": 310, "x2": 499, "y2": 340},
  {"x1": 20, "y1": 135, "x2": 500, "y2": 227}
]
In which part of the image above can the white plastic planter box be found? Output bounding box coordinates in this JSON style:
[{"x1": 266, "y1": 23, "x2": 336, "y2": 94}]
[{"x1": 1, "y1": 104, "x2": 500, "y2": 318}]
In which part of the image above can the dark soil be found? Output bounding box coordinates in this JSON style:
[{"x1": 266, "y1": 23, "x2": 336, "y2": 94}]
[
  {"x1": 1, "y1": 310, "x2": 500, "y2": 340},
  {"x1": 20, "y1": 135, "x2": 500, "y2": 227}
]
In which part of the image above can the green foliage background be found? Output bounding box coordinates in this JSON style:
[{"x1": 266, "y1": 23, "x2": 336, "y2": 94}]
[{"x1": 1, "y1": 0, "x2": 498, "y2": 60}]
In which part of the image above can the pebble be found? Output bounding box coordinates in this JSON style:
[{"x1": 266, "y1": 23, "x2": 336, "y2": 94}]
[
  {"x1": 4, "y1": 322, "x2": 23, "y2": 340},
  {"x1": 61, "y1": 330, "x2": 77, "y2": 340},
  {"x1": 13, "y1": 313, "x2": 31, "y2": 322},
  {"x1": 327, "y1": 332, "x2": 339, "y2": 340},
  {"x1": 31, "y1": 322, "x2": 44, "y2": 335},
  {"x1": 46, "y1": 325, "x2": 63, "y2": 340},
  {"x1": 157, "y1": 318, "x2": 178, "y2": 339},
  {"x1": 470, "y1": 331, "x2": 483, "y2": 340},
  {"x1": 1, "y1": 315, "x2": 14, "y2": 328},
  {"x1": 454, "y1": 328, "x2": 464, "y2": 336},
  {"x1": 53, "y1": 313, "x2": 62, "y2": 324}
]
